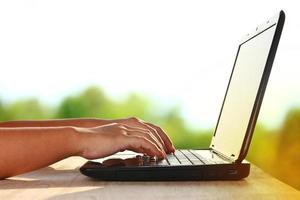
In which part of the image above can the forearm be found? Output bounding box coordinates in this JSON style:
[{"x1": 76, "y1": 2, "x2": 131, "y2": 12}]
[
  {"x1": 0, "y1": 118, "x2": 112, "y2": 128},
  {"x1": 0, "y1": 117, "x2": 174, "y2": 179},
  {"x1": 0, "y1": 126, "x2": 81, "y2": 179}
]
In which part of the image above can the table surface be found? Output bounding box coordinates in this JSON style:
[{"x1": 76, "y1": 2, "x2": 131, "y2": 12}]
[{"x1": 1, "y1": 153, "x2": 299, "y2": 200}]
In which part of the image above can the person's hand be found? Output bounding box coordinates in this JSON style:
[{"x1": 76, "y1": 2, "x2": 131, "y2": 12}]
[
  {"x1": 114, "y1": 117, "x2": 175, "y2": 154},
  {"x1": 76, "y1": 118, "x2": 175, "y2": 160}
]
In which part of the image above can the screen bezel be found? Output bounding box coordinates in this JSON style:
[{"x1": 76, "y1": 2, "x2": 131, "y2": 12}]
[{"x1": 210, "y1": 11, "x2": 285, "y2": 163}]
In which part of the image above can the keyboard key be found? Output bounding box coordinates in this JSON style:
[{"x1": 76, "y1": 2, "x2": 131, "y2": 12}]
[
  {"x1": 190, "y1": 159, "x2": 204, "y2": 165},
  {"x1": 143, "y1": 155, "x2": 151, "y2": 163},
  {"x1": 174, "y1": 150, "x2": 193, "y2": 165},
  {"x1": 157, "y1": 159, "x2": 169, "y2": 166},
  {"x1": 166, "y1": 153, "x2": 181, "y2": 165},
  {"x1": 180, "y1": 160, "x2": 193, "y2": 165},
  {"x1": 189, "y1": 150, "x2": 226, "y2": 164},
  {"x1": 181, "y1": 150, "x2": 204, "y2": 165},
  {"x1": 157, "y1": 150, "x2": 228, "y2": 166}
]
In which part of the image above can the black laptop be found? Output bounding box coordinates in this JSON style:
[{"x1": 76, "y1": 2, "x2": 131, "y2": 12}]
[{"x1": 80, "y1": 11, "x2": 285, "y2": 181}]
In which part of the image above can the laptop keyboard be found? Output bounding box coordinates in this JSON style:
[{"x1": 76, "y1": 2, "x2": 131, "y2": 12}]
[
  {"x1": 141, "y1": 150, "x2": 227, "y2": 166},
  {"x1": 101, "y1": 150, "x2": 228, "y2": 167}
]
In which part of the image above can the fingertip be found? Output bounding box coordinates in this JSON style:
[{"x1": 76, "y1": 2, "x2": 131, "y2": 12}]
[
  {"x1": 153, "y1": 148, "x2": 165, "y2": 159},
  {"x1": 166, "y1": 144, "x2": 175, "y2": 153},
  {"x1": 172, "y1": 145, "x2": 176, "y2": 152},
  {"x1": 160, "y1": 150, "x2": 166, "y2": 159}
]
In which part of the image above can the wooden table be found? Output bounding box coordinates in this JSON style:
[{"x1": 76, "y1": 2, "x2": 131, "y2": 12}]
[{"x1": 1, "y1": 154, "x2": 299, "y2": 200}]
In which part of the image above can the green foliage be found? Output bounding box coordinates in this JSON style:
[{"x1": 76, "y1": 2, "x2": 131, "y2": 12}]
[
  {"x1": 247, "y1": 125, "x2": 278, "y2": 172},
  {"x1": 0, "y1": 86, "x2": 299, "y2": 190},
  {"x1": 0, "y1": 98, "x2": 49, "y2": 120},
  {"x1": 247, "y1": 109, "x2": 300, "y2": 190},
  {"x1": 274, "y1": 109, "x2": 300, "y2": 188},
  {"x1": 0, "y1": 100, "x2": 9, "y2": 121},
  {"x1": 56, "y1": 86, "x2": 113, "y2": 118}
]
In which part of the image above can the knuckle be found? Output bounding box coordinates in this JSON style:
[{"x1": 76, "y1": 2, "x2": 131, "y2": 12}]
[
  {"x1": 117, "y1": 124, "x2": 127, "y2": 130},
  {"x1": 145, "y1": 129, "x2": 152, "y2": 135},
  {"x1": 150, "y1": 128, "x2": 159, "y2": 134},
  {"x1": 129, "y1": 117, "x2": 139, "y2": 122},
  {"x1": 146, "y1": 131, "x2": 156, "y2": 139}
]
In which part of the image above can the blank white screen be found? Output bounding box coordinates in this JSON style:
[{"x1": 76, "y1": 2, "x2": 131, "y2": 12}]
[{"x1": 211, "y1": 25, "x2": 276, "y2": 159}]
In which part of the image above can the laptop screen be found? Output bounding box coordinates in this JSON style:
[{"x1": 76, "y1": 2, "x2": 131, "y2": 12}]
[{"x1": 210, "y1": 23, "x2": 277, "y2": 160}]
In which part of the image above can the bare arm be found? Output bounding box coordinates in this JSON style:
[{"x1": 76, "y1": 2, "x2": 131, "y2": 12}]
[
  {"x1": 0, "y1": 126, "x2": 79, "y2": 179},
  {"x1": 0, "y1": 118, "x2": 175, "y2": 179},
  {"x1": 0, "y1": 117, "x2": 175, "y2": 153},
  {"x1": 0, "y1": 118, "x2": 111, "y2": 128}
]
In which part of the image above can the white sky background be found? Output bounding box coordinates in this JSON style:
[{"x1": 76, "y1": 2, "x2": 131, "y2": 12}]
[{"x1": 0, "y1": 1, "x2": 299, "y2": 129}]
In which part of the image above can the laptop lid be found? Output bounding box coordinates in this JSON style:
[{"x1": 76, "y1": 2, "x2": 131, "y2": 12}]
[{"x1": 210, "y1": 11, "x2": 285, "y2": 163}]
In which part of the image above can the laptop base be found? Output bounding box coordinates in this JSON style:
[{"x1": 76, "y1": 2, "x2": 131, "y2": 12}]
[{"x1": 80, "y1": 150, "x2": 250, "y2": 181}]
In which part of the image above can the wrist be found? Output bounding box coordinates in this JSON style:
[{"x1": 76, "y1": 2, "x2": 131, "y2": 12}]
[
  {"x1": 71, "y1": 126, "x2": 95, "y2": 157},
  {"x1": 64, "y1": 126, "x2": 87, "y2": 157}
]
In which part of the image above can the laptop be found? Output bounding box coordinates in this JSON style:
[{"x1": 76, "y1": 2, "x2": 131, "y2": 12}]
[{"x1": 80, "y1": 11, "x2": 285, "y2": 181}]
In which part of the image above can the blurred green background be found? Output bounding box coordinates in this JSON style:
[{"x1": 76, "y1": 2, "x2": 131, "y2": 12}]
[{"x1": 0, "y1": 86, "x2": 299, "y2": 190}]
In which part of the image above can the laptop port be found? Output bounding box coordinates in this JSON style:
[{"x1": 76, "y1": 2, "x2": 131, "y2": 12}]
[{"x1": 228, "y1": 169, "x2": 238, "y2": 175}]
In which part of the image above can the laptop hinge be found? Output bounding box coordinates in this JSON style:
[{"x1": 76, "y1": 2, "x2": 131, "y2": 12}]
[{"x1": 211, "y1": 148, "x2": 236, "y2": 163}]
